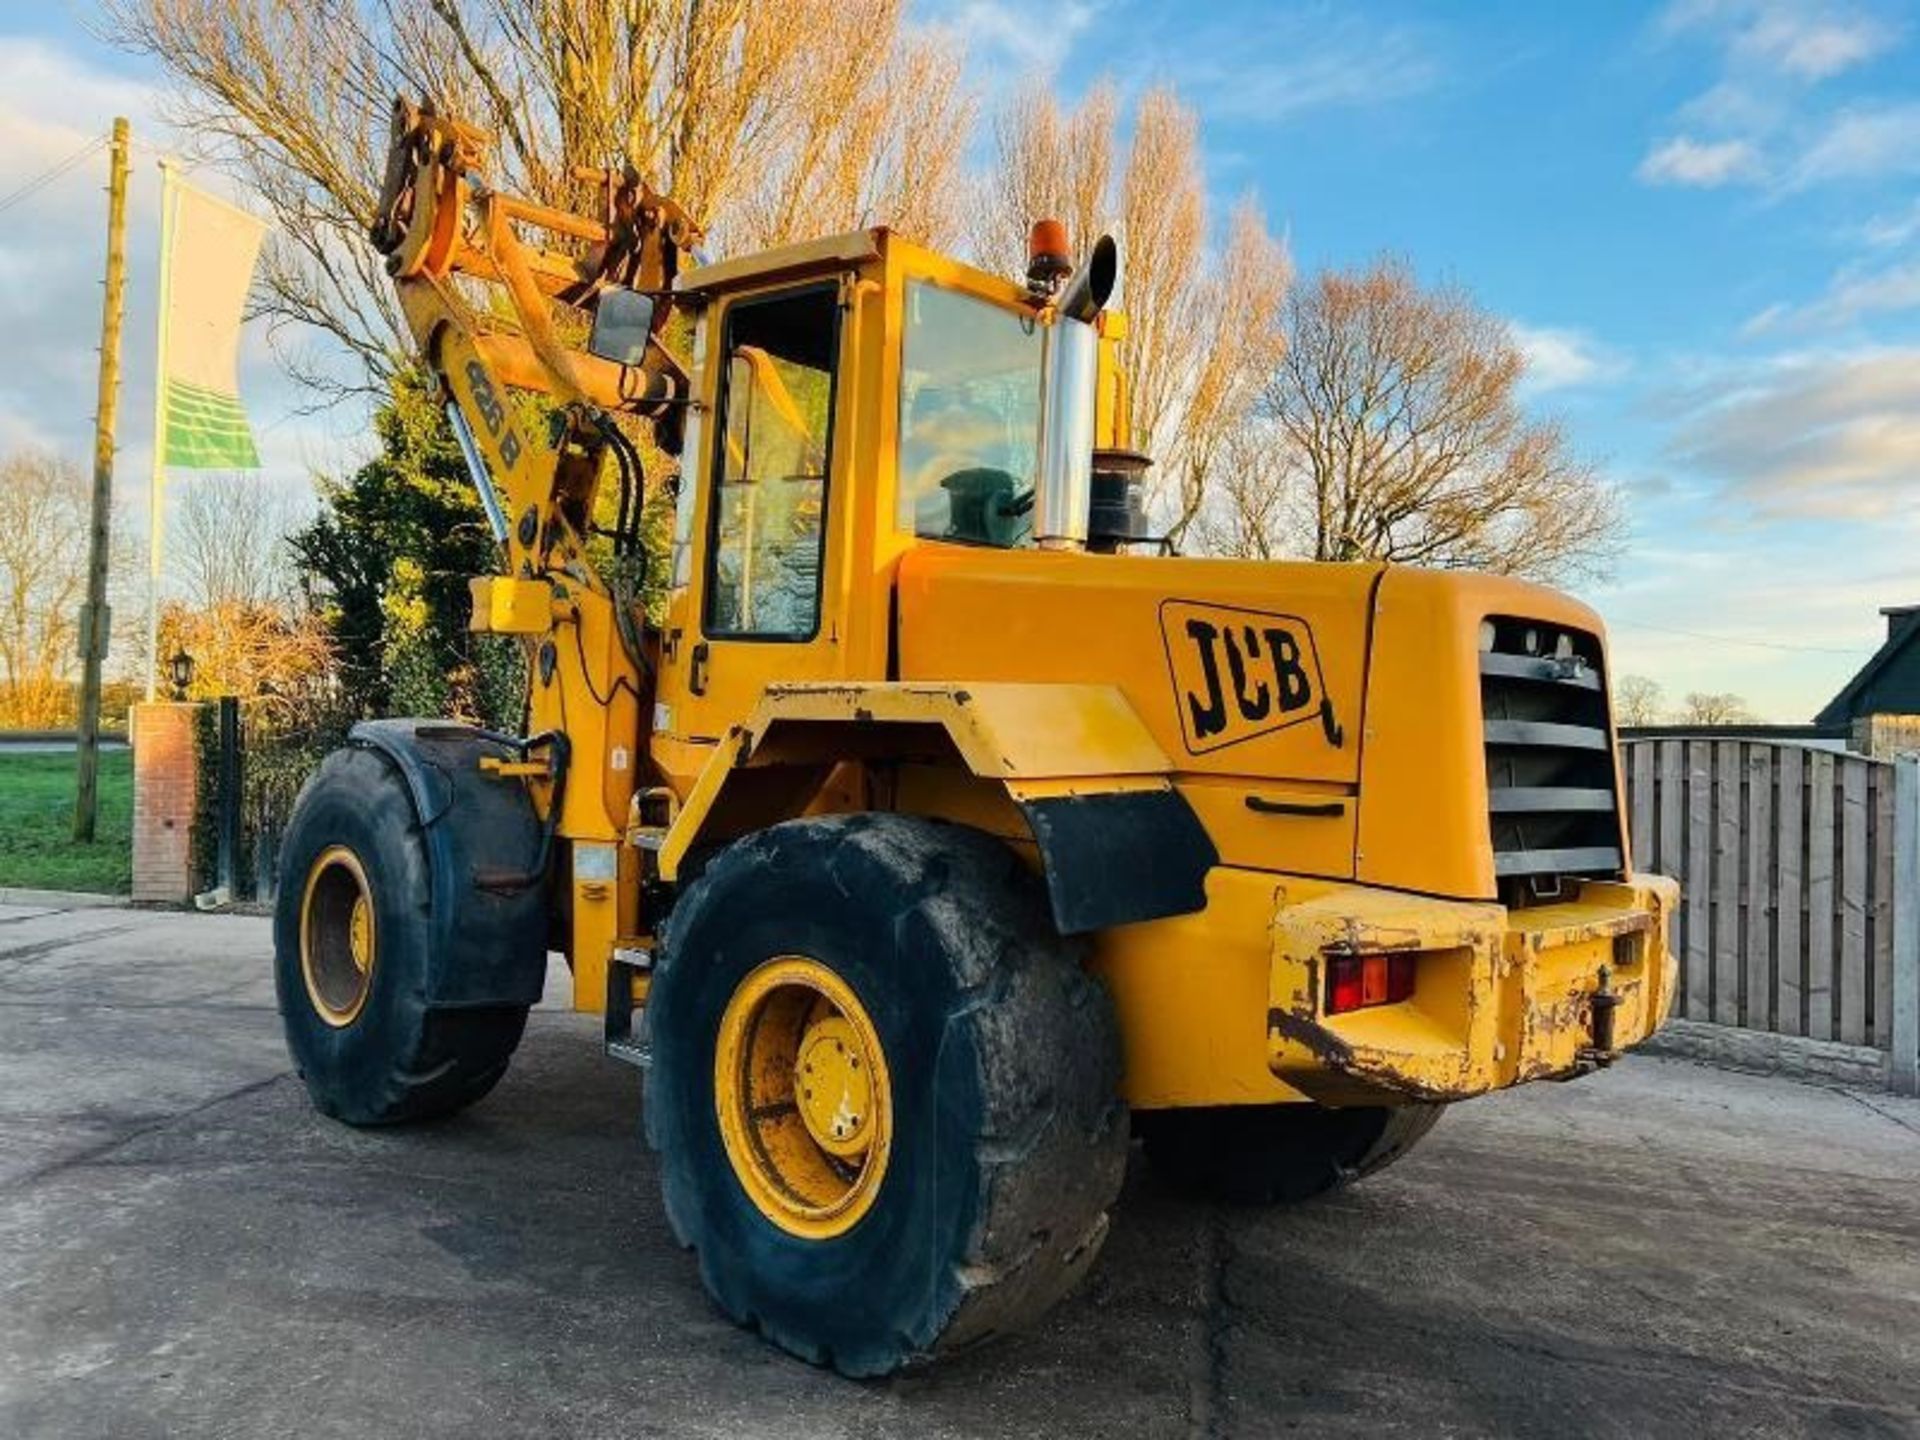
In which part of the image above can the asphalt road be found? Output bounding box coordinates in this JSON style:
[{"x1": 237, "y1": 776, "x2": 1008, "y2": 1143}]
[{"x1": 2, "y1": 901, "x2": 1917, "y2": 1439}]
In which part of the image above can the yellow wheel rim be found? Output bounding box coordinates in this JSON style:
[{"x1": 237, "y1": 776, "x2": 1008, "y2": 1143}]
[
  {"x1": 300, "y1": 845, "x2": 377, "y2": 1028},
  {"x1": 714, "y1": 956, "x2": 892, "y2": 1239}
]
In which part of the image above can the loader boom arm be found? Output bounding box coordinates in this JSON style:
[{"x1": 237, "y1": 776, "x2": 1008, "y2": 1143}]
[{"x1": 369, "y1": 97, "x2": 703, "y2": 591}]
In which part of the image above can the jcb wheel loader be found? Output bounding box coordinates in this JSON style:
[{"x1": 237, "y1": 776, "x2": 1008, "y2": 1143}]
[{"x1": 272, "y1": 100, "x2": 1679, "y2": 1376}]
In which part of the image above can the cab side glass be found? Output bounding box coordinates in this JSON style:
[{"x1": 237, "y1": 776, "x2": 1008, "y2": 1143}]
[{"x1": 704, "y1": 286, "x2": 839, "y2": 640}]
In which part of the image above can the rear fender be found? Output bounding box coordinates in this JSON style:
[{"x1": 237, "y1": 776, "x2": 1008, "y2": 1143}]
[{"x1": 656, "y1": 683, "x2": 1217, "y2": 935}]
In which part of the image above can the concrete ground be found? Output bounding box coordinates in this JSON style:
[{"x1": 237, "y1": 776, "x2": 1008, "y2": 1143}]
[{"x1": 2, "y1": 902, "x2": 1917, "y2": 1440}]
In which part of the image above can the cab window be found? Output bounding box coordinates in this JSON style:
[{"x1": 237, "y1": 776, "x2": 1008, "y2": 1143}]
[
  {"x1": 704, "y1": 286, "x2": 839, "y2": 639},
  {"x1": 898, "y1": 281, "x2": 1042, "y2": 548}
]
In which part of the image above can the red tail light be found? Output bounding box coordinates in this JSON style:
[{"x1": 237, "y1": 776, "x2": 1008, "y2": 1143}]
[{"x1": 1325, "y1": 951, "x2": 1416, "y2": 1015}]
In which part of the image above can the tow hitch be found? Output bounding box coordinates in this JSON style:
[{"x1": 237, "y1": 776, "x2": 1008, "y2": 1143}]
[{"x1": 1573, "y1": 964, "x2": 1623, "y2": 1074}]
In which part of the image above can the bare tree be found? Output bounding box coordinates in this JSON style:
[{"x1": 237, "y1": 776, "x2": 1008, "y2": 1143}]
[
  {"x1": 171, "y1": 473, "x2": 304, "y2": 609},
  {"x1": 156, "y1": 597, "x2": 335, "y2": 712},
  {"x1": 0, "y1": 452, "x2": 89, "y2": 727},
  {"x1": 1613, "y1": 674, "x2": 1667, "y2": 726},
  {"x1": 971, "y1": 80, "x2": 1118, "y2": 268},
  {"x1": 1250, "y1": 257, "x2": 1623, "y2": 581},
  {"x1": 0, "y1": 453, "x2": 139, "y2": 727},
  {"x1": 1191, "y1": 419, "x2": 1289, "y2": 559},
  {"x1": 104, "y1": 0, "x2": 974, "y2": 398},
  {"x1": 727, "y1": 4, "x2": 973, "y2": 254},
  {"x1": 1677, "y1": 691, "x2": 1758, "y2": 726},
  {"x1": 974, "y1": 84, "x2": 1291, "y2": 545}
]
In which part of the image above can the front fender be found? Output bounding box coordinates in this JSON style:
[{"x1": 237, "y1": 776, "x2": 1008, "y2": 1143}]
[{"x1": 348, "y1": 719, "x2": 551, "y2": 1007}]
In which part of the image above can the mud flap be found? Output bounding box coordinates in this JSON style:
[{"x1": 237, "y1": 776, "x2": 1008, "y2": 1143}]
[{"x1": 1016, "y1": 787, "x2": 1217, "y2": 936}]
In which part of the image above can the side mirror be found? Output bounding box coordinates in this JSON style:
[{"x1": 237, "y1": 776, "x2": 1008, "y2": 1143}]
[{"x1": 589, "y1": 286, "x2": 656, "y2": 366}]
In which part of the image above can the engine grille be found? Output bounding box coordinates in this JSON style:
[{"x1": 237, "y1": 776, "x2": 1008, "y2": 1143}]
[{"x1": 1479, "y1": 616, "x2": 1624, "y2": 884}]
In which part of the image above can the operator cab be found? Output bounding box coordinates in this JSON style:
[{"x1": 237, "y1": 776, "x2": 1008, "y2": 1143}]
[{"x1": 652, "y1": 227, "x2": 1129, "y2": 774}]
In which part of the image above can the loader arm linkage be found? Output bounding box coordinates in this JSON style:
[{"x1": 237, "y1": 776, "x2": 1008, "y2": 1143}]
[{"x1": 369, "y1": 95, "x2": 704, "y2": 599}]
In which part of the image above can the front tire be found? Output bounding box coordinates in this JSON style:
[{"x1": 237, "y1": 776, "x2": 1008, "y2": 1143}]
[
  {"x1": 646, "y1": 813, "x2": 1128, "y2": 1376},
  {"x1": 272, "y1": 746, "x2": 528, "y2": 1126},
  {"x1": 1136, "y1": 1102, "x2": 1442, "y2": 1205}
]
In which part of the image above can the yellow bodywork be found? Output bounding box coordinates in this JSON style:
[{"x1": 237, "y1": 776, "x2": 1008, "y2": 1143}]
[{"x1": 379, "y1": 105, "x2": 1676, "y2": 1120}]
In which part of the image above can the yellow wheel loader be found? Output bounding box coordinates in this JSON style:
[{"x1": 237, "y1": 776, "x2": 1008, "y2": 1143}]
[{"x1": 272, "y1": 100, "x2": 1679, "y2": 1376}]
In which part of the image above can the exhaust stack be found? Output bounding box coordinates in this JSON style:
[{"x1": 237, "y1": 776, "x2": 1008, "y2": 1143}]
[{"x1": 1034, "y1": 233, "x2": 1118, "y2": 551}]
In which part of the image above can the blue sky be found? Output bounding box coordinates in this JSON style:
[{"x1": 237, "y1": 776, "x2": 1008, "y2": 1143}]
[{"x1": 5, "y1": 1, "x2": 1920, "y2": 717}]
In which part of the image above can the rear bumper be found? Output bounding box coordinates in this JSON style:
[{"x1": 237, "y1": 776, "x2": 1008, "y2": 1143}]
[{"x1": 1267, "y1": 874, "x2": 1679, "y2": 1104}]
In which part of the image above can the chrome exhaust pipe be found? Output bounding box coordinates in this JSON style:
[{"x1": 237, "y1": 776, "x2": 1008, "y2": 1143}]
[
  {"x1": 1034, "y1": 235, "x2": 1118, "y2": 551},
  {"x1": 1056, "y1": 233, "x2": 1118, "y2": 324}
]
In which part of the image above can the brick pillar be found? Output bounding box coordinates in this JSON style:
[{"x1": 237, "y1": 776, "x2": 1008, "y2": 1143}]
[{"x1": 132, "y1": 702, "x2": 201, "y2": 903}]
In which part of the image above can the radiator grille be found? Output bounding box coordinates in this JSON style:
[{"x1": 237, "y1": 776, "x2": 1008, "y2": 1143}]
[{"x1": 1479, "y1": 617, "x2": 1624, "y2": 884}]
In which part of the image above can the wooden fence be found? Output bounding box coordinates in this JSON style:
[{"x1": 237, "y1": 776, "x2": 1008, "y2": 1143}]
[{"x1": 1621, "y1": 739, "x2": 1901, "y2": 1050}]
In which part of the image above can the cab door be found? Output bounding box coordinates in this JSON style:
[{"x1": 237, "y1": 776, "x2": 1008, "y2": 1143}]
[{"x1": 655, "y1": 280, "x2": 850, "y2": 759}]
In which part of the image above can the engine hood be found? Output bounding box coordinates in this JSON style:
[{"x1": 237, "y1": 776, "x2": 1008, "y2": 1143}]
[{"x1": 895, "y1": 546, "x2": 1387, "y2": 788}]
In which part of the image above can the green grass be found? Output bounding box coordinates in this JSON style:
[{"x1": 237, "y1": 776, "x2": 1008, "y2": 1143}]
[{"x1": 0, "y1": 750, "x2": 133, "y2": 894}]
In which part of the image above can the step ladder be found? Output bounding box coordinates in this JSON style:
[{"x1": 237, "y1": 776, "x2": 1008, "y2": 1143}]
[{"x1": 604, "y1": 943, "x2": 654, "y2": 1070}]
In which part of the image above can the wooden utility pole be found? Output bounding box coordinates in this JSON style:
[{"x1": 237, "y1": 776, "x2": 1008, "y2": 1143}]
[{"x1": 74, "y1": 117, "x2": 130, "y2": 842}]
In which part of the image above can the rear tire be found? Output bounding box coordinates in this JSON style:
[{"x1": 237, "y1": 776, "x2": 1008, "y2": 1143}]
[
  {"x1": 646, "y1": 813, "x2": 1128, "y2": 1376},
  {"x1": 272, "y1": 746, "x2": 528, "y2": 1126},
  {"x1": 1136, "y1": 1102, "x2": 1442, "y2": 1205}
]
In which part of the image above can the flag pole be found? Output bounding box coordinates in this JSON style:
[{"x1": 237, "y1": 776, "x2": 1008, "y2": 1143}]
[{"x1": 145, "y1": 158, "x2": 175, "y2": 701}]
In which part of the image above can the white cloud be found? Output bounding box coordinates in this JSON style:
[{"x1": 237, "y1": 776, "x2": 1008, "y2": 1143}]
[
  {"x1": 1642, "y1": 3, "x2": 1910, "y2": 189},
  {"x1": 1678, "y1": 79, "x2": 1784, "y2": 133},
  {"x1": 0, "y1": 40, "x2": 168, "y2": 483},
  {"x1": 1732, "y1": 6, "x2": 1896, "y2": 77},
  {"x1": 1661, "y1": 0, "x2": 1898, "y2": 79},
  {"x1": 945, "y1": 0, "x2": 1098, "y2": 74},
  {"x1": 1598, "y1": 561, "x2": 1892, "y2": 721},
  {"x1": 1509, "y1": 323, "x2": 1626, "y2": 392},
  {"x1": 1038, "y1": 9, "x2": 1443, "y2": 128},
  {"x1": 1789, "y1": 99, "x2": 1920, "y2": 185},
  {"x1": 1591, "y1": 509, "x2": 1903, "y2": 721},
  {"x1": 0, "y1": 39, "x2": 159, "y2": 169},
  {"x1": 934, "y1": 4, "x2": 1442, "y2": 139},
  {"x1": 1637, "y1": 135, "x2": 1764, "y2": 186},
  {"x1": 1667, "y1": 347, "x2": 1920, "y2": 518},
  {"x1": 1173, "y1": 21, "x2": 1441, "y2": 124},
  {"x1": 1743, "y1": 257, "x2": 1920, "y2": 334},
  {"x1": 1860, "y1": 197, "x2": 1920, "y2": 246}
]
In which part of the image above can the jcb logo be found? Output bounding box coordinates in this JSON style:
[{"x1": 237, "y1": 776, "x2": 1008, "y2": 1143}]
[
  {"x1": 464, "y1": 359, "x2": 523, "y2": 469},
  {"x1": 1160, "y1": 600, "x2": 1341, "y2": 755}
]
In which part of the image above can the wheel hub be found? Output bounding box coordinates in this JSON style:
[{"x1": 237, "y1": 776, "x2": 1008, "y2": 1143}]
[
  {"x1": 795, "y1": 1015, "x2": 872, "y2": 1158},
  {"x1": 713, "y1": 956, "x2": 892, "y2": 1240}
]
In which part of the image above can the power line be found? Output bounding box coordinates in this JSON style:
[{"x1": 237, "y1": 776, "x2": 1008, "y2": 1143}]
[
  {"x1": 0, "y1": 133, "x2": 109, "y2": 215},
  {"x1": 1612, "y1": 619, "x2": 1873, "y2": 656}
]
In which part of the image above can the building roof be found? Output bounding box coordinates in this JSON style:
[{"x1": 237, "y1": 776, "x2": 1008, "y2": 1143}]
[{"x1": 1814, "y1": 605, "x2": 1920, "y2": 726}]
